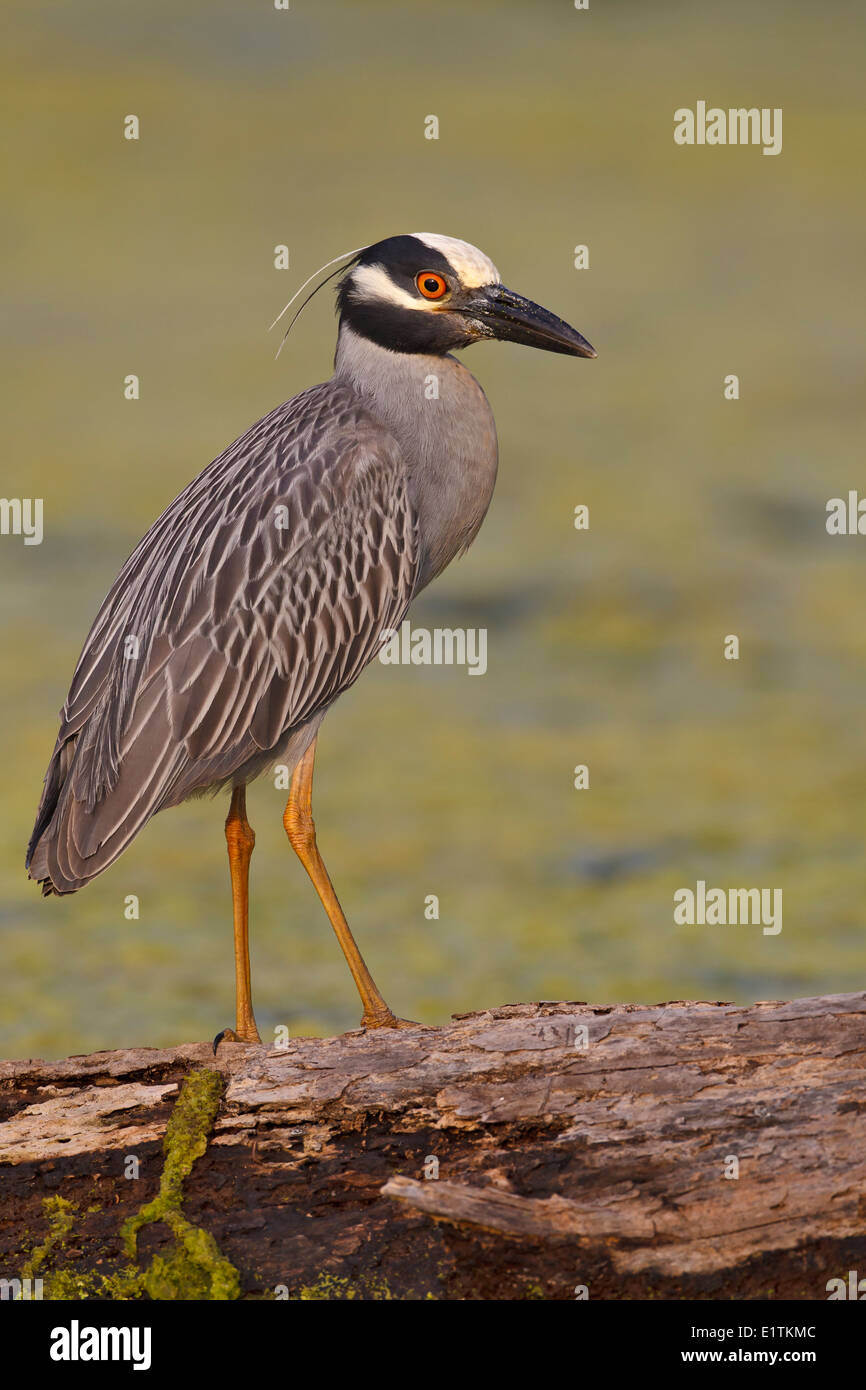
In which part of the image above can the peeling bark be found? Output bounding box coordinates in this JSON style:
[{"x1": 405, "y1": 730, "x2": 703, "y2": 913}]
[{"x1": 1, "y1": 994, "x2": 865, "y2": 1299}]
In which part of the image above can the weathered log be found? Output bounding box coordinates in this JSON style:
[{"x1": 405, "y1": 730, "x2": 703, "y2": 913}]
[{"x1": 1, "y1": 993, "x2": 865, "y2": 1300}]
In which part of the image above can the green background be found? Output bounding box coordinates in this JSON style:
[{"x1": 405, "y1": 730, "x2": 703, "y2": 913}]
[{"x1": 2, "y1": 1, "x2": 865, "y2": 1057}]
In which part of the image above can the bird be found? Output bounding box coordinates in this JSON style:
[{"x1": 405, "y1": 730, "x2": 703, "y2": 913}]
[{"x1": 26, "y1": 232, "x2": 596, "y2": 1045}]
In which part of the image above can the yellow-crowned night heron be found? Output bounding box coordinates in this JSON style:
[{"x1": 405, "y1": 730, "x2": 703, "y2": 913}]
[{"x1": 26, "y1": 233, "x2": 595, "y2": 1044}]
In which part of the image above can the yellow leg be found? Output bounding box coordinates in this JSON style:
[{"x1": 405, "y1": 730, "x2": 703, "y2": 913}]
[
  {"x1": 284, "y1": 737, "x2": 410, "y2": 1029},
  {"x1": 224, "y1": 784, "x2": 261, "y2": 1043}
]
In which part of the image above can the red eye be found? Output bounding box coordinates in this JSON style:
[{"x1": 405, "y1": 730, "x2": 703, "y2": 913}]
[{"x1": 416, "y1": 271, "x2": 449, "y2": 300}]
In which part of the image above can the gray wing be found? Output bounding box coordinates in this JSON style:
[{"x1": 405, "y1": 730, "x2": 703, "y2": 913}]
[{"x1": 27, "y1": 381, "x2": 418, "y2": 893}]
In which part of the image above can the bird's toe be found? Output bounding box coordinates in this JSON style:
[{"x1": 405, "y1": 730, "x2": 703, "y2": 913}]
[
  {"x1": 213, "y1": 1026, "x2": 262, "y2": 1053},
  {"x1": 213, "y1": 1027, "x2": 238, "y2": 1053},
  {"x1": 360, "y1": 1011, "x2": 425, "y2": 1031}
]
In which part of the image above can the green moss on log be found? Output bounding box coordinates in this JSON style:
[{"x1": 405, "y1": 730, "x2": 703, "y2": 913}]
[
  {"x1": 121, "y1": 1067, "x2": 240, "y2": 1301},
  {"x1": 16, "y1": 1068, "x2": 239, "y2": 1301}
]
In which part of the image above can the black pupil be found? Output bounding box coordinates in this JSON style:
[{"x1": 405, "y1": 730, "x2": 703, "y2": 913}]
[{"x1": 423, "y1": 277, "x2": 440, "y2": 294}]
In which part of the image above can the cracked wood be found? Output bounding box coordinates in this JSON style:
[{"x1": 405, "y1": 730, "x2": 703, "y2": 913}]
[{"x1": 1, "y1": 993, "x2": 865, "y2": 1296}]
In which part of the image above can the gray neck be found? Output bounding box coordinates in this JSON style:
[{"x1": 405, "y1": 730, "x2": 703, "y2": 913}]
[{"x1": 333, "y1": 323, "x2": 498, "y2": 590}]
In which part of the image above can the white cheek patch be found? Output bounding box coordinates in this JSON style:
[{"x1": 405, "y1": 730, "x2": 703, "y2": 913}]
[
  {"x1": 349, "y1": 263, "x2": 431, "y2": 311},
  {"x1": 413, "y1": 233, "x2": 501, "y2": 288}
]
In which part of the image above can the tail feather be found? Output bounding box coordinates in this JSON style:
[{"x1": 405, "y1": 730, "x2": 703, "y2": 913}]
[{"x1": 26, "y1": 726, "x2": 185, "y2": 895}]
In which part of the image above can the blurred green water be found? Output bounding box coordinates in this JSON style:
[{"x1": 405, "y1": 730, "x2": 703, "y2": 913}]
[{"x1": 2, "y1": 0, "x2": 865, "y2": 1058}]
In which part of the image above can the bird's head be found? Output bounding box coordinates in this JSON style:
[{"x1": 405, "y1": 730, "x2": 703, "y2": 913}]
[{"x1": 335, "y1": 233, "x2": 596, "y2": 360}]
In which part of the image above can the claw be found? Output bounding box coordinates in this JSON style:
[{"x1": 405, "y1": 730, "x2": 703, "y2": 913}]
[{"x1": 213, "y1": 1027, "x2": 238, "y2": 1054}]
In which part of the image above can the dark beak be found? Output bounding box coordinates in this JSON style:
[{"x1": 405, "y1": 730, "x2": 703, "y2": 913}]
[{"x1": 465, "y1": 284, "x2": 596, "y2": 359}]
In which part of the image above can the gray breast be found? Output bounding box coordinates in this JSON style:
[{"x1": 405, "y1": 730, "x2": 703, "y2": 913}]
[{"x1": 334, "y1": 325, "x2": 499, "y2": 591}]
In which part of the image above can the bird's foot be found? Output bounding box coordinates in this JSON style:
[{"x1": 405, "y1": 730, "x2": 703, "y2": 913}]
[
  {"x1": 360, "y1": 1008, "x2": 422, "y2": 1031},
  {"x1": 213, "y1": 1025, "x2": 262, "y2": 1054}
]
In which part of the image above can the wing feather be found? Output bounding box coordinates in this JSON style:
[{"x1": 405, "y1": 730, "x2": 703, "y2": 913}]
[{"x1": 27, "y1": 381, "x2": 419, "y2": 892}]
